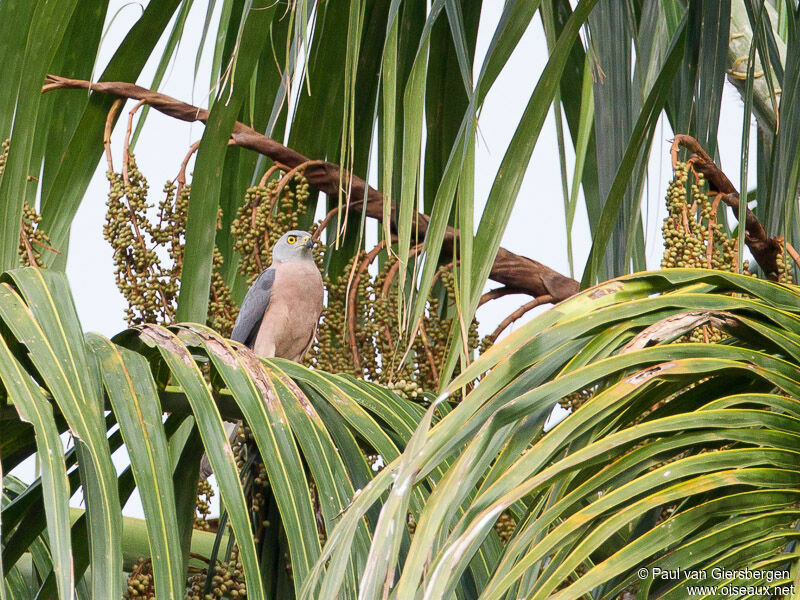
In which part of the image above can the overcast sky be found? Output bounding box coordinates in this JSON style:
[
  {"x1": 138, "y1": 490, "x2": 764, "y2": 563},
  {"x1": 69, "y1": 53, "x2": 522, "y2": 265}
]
[{"x1": 15, "y1": 2, "x2": 758, "y2": 518}]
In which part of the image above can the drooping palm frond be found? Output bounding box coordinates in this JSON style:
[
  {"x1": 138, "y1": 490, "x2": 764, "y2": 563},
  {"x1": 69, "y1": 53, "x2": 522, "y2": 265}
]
[
  {"x1": 4, "y1": 267, "x2": 800, "y2": 599},
  {"x1": 308, "y1": 269, "x2": 800, "y2": 599},
  {"x1": 0, "y1": 267, "x2": 428, "y2": 599}
]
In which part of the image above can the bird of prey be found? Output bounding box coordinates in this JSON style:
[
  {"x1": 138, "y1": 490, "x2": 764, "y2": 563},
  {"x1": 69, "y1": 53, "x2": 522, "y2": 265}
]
[
  {"x1": 201, "y1": 230, "x2": 323, "y2": 479},
  {"x1": 230, "y1": 229, "x2": 324, "y2": 360}
]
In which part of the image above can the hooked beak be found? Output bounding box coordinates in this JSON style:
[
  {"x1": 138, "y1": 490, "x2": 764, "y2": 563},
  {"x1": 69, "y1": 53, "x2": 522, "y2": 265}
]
[{"x1": 304, "y1": 236, "x2": 314, "y2": 249}]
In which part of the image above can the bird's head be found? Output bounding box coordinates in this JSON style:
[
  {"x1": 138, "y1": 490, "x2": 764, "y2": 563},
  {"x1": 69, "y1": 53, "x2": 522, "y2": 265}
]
[{"x1": 272, "y1": 230, "x2": 315, "y2": 263}]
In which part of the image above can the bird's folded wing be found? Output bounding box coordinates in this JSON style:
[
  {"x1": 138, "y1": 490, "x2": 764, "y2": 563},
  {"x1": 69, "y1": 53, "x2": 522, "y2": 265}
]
[{"x1": 230, "y1": 268, "x2": 275, "y2": 346}]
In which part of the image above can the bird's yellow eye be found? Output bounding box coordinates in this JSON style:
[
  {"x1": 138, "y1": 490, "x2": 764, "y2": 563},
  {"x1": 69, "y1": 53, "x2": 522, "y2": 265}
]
[{"x1": 287, "y1": 235, "x2": 296, "y2": 244}]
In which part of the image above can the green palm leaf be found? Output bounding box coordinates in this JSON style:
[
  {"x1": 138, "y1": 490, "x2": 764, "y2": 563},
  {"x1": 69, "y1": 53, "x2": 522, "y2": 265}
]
[
  {"x1": 1, "y1": 268, "x2": 428, "y2": 598},
  {"x1": 309, "y1": 269, "x2": 800, "y2": 598},
  {"x1": 4, "y1": 1, "x2": 800, "y2": 598}
]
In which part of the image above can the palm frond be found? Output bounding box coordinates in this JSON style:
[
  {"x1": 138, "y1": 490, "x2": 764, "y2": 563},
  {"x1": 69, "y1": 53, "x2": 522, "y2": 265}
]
[
  {"x1": 310, "y1": 269, "x2": 800, "y2": 598},
  {"x1": 1, "y1": 268, "x2": 428, "y2": 598}
]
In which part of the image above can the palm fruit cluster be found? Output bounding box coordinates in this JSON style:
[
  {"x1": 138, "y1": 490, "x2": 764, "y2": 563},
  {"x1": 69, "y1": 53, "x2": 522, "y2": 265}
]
[
  {"x1": 208, "y1": 245, "x2": 238, "y2": 337},
  {"x1": 0, "y1": 138, "x2": 8, "y2": 172},
  {"x1": 195, "y1": 478, "x2": 215, "y2": 531},
  {"x1": 232, "y1": 423, "x2": 254, "y2": 471},
  {"x1": 18, "y1": 201, "x2": 54, "y2": 267},
  {"x1": 407, "y1": 512, "x2": 418, "y2": 535},
  {"x1": 558, "y1": 387, "x2": 596, "y2": 412},
  {"x1": 104, "y1": 159, "x2": 173, "y2": 324},
  {"x1": 185, "y1": 555, "x2": 247, "y2": 599},
  {"x1": 230, "y1": 172, "x2": 311, "y2": 285},
  {"x1": 385, "y1": 379, "x2": 424, "y2": 400},
  {"x1": 125, "y1": 557, "x2": 155, "y2": 599},
  {"x1": 775, "y1": 243, "x2": 794, "y2": 284},
  {"x1": 307, "y1": 255, "x2": 482, "y2": 394},
  {"x1": 1, "y1": 140, "x2": 55, "y2": 268},
  {"x1": 104, "y1": 158, "x2": 237, "y2": 331},
  {"x1": 231, "y1": 423, "x2": 269, "y2": 511},
  {"x1": 662, "y1": 161, "x2": 755, "y2": 344},
  {"x1": 494, "y1": 511, "x2": 516, "y2": 542},
  {"x1": 661, "y1": 162, "x2": 742, "y2": 272}
]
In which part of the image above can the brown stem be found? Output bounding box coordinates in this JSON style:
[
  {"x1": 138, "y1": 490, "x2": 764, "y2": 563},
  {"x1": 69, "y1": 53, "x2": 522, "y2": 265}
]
[
  {"x1": 123, "y1": 99, "x2": 147, "y2": 187},
  {"x1": 175, "y1": 141, "x2": 201, "y2": 198},
  {"x1": 103, "y1": 99, "x2": 124, "y2": 172},
  {"x1": 258, "y1": 163, "x2": 283, "y2": 188},
  {"x1": 269, "y1": 160, "x2": 324, "y2": 213},
  {"x1": 671, "y1": 134, "x2": 782, "y2": 278},
  {"x1": 122, "y1": 261, "x2": 142, "y2": 304},
  {"x1": 312, "y1": 205, "x2": 340, "y2": 240},
  {"x1": 188, "y1": 552, "x2": 211, "y2": 564},
  {"x1": 30, "y1": 238, "x2": 61, "y2": 254},
  {"x1": 20, "y1": 228, "x2": 37, "y2": 266},
  {"x1": 43, "y1": 75, "x2": 578, "y2": 302},
  {"x1": 486, "y1": 295, "x2": 554, "y2": 345},
  {"x1": 380, "y1": 243, "x2": 425, "y2": 298},
  {"x1": 478, "y1": 286, "x2": 528, "y2": 307},
  {"x1": 680, "y1": 202, "x2": 691, "y2": 235},
  {"x1": 347, "y1": 242, "x2": 387, "y2": 370},
  {"x1": 417, "y1": 322, "x2": 439, "y2": 387}
]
